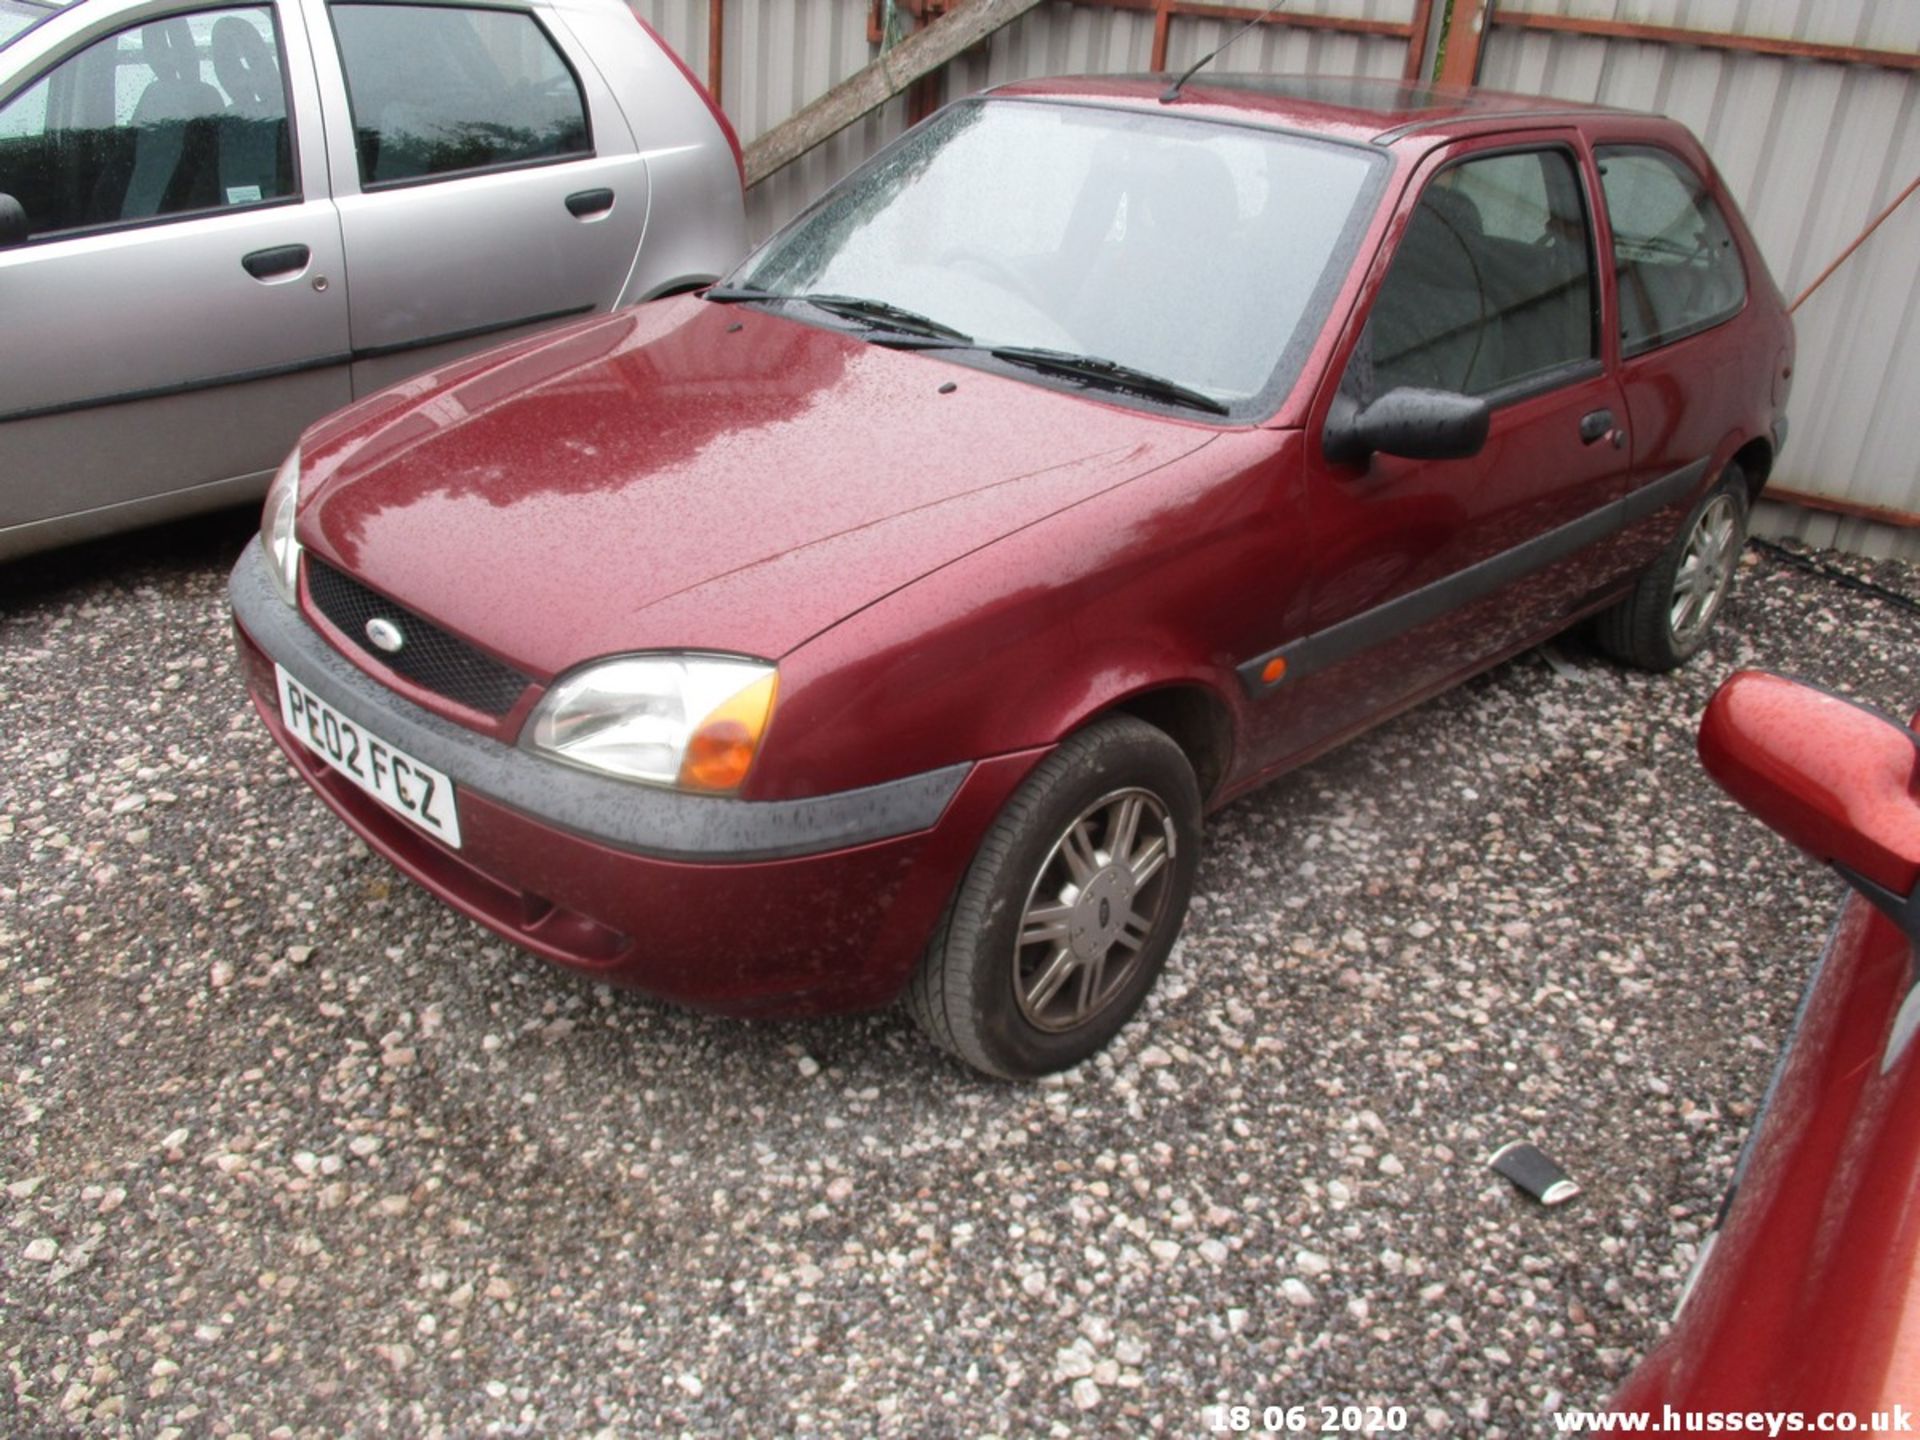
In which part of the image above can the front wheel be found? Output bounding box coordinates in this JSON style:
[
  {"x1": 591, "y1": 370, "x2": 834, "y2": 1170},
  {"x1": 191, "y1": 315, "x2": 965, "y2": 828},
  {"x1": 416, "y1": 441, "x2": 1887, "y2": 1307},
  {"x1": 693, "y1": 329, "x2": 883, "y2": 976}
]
[
  {"x1": 1594, "y1": 465, "x2": 1749, "y2": 672},
  {"x1": 903, "y1": 715, "x2": 1202, "y2": 1080}
]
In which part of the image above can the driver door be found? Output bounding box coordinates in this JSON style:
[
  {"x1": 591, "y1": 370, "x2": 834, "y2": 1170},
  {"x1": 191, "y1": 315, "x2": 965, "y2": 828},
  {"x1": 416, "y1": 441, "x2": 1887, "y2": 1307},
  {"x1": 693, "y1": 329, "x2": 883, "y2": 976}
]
[{"x1": 1252, "y1": 137, "x2": 1631, "y2": 768}]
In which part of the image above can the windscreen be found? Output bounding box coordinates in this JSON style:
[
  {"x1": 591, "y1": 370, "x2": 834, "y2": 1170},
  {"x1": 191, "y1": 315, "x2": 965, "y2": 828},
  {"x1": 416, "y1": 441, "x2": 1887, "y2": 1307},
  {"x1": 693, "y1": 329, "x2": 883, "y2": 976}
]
[{"x1": 735, "y1": 98, "x2": 1381, "y2": 417}]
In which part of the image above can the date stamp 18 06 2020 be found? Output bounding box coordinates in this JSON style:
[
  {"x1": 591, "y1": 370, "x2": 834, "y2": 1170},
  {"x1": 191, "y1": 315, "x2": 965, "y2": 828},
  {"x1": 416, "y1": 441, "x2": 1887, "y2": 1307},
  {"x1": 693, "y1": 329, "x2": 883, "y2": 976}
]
[{"x1": 1204, "y1": 1404, "x2": 1412, "y2": 1434}]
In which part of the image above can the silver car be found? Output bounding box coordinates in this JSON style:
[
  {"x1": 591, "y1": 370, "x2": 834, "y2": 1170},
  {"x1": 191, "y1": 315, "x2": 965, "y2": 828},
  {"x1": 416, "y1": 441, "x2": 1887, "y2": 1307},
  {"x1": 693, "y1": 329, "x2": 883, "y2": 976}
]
[{"x1": 0, "y1": 0, "x2": 745, "y2": 557}]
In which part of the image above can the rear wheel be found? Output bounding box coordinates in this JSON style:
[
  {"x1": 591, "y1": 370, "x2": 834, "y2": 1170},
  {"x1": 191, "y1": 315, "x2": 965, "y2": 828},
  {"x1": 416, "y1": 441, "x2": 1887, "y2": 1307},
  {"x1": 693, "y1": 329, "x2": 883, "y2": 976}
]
[
  {"x1": 904, "y1": 715, "x2": 1201, "y2": 1080},
  {"x1": 1594, "y1": 465, "x2": 1748, "y2": 672}
]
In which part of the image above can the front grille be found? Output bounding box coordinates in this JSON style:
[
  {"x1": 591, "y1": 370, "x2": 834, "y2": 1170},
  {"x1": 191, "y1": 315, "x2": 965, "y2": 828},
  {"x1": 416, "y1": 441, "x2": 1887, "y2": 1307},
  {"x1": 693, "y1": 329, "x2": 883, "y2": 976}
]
[{"x1": 305, "y1": 558, "x2": 532, "y2": 717}]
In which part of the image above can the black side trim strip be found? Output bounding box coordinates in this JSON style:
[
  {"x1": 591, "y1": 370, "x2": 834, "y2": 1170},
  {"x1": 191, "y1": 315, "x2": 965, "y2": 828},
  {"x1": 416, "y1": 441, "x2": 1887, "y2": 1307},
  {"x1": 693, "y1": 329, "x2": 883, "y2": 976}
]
[
  {"x1": 2, "y1": 305, "x2": 598, "y2": 424},
  {"x1": 349, "y1": 304, "x2": 595, "y2": 362},
  {"x1": 230, "y1": 544, "x2": 968, "y2": 862},
  {"x1": 1237, "y1": 457, "x2": 1710, "y2": 697},
  {"x1": 0, "y1": 351, "x2": 353, "y2": 425}
]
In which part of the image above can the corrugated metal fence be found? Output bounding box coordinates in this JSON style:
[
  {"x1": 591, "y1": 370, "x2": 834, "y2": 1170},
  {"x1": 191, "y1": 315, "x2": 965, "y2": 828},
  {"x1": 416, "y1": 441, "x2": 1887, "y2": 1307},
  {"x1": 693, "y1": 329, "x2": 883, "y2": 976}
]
[
  {"x1": 633, "y1": 0, "x2": 1920, "y2": 557},
  {"x1": 637, "y1": 1, "x2": 1428, "y2": 238}
]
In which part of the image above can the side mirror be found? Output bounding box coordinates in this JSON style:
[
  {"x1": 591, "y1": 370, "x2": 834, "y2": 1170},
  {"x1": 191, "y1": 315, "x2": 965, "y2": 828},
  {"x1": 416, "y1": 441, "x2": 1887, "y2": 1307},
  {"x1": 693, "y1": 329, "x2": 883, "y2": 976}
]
[
  {"x1": 0, "y1": 194, "x2": 25, "y2": 248},
  {"x1": 1698, "y1": 670, "x2": 1920, "y2": 937},
  {"x1": 1323, "y1": 386, "x2": 1490, "y2": 466}
]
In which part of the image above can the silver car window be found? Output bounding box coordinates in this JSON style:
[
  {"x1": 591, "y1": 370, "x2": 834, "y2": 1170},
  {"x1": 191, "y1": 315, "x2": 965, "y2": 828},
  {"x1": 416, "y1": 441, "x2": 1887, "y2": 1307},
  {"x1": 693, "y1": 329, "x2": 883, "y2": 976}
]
[
  {"x1": 0, "y1": 5, "x2": 292, "y2": 239},
  {"x1": 329, "y1": 3, "x2": 590, "y2": 188}
]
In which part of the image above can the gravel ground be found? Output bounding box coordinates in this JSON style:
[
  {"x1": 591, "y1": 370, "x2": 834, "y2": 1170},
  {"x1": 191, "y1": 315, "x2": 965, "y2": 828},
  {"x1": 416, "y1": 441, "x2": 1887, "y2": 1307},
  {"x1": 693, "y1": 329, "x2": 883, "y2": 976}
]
[{"x1": 2, "y1": 510, "x2": 1916, "y2": 1439}]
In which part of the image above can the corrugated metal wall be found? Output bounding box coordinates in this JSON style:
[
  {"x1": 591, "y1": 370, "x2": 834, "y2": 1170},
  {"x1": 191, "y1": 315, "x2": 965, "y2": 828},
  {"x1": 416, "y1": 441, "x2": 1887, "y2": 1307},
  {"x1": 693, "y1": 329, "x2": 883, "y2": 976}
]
[
  {"x1": 633, "y1": 2, "x2": 909, "y2": 240},
  {"x1": 632, "y1": 1, "x2": 1420, "y2": 238},
  {"x1": 633, "y1": 1, "x2": 1917, "y2": 557},
  {"x1": 1480, "y1": 1, "x2": 1920, "y2": 558}
]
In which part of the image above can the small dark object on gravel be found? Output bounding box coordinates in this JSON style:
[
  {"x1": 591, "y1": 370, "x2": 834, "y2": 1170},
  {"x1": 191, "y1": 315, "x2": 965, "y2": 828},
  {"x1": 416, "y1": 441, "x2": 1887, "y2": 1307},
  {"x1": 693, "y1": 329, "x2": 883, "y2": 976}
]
[{"x1": 1490, "y1": 1141, "x2": 1583, "y2": 1207}]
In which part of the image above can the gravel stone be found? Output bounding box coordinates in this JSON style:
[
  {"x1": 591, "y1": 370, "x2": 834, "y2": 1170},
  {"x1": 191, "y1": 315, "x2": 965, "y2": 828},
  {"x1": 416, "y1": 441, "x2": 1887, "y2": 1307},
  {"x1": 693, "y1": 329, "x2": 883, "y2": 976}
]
[{"x1": 3, "y1": 515, "x2": 1916, "y2": 1435}]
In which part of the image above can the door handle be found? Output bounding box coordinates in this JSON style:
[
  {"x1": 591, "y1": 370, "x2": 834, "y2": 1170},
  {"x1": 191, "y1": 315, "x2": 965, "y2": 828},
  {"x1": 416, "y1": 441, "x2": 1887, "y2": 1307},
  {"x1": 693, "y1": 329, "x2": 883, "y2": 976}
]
[
  {"x1": 242, "y1": 244, "x2": 310, "y2": 280},
  {"x1": 565, "y1": 188, "x2": 615, "y2": 218},
  {"x1": 1579, "y1": 409, "x2": 1615, "y2": 445}
]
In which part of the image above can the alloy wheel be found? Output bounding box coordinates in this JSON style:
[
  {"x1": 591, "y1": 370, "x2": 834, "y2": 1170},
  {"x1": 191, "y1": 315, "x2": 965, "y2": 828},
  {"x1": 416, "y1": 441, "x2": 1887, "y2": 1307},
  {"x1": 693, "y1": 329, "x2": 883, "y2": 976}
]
[
  {"x1": 1012, "y1": 787, "x2": 1178, "y2": 1033},
  {"x1": 1669, "y1": 492, "x2": 1740, "y2": 645}
]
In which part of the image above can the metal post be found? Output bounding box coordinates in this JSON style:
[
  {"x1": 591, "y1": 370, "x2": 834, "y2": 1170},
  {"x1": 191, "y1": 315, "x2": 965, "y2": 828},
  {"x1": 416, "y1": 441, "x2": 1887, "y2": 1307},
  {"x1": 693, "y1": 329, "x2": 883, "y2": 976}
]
[
  {"x1": 1151, "y1": 0, "x2": 1173, "y2": 71},
  {"x1": 1436, "y1": 0, "x2": 1491, "y2": 88},
  {"x1": 1403, "y1": 0, "x2": 1435, "y2": 82}
]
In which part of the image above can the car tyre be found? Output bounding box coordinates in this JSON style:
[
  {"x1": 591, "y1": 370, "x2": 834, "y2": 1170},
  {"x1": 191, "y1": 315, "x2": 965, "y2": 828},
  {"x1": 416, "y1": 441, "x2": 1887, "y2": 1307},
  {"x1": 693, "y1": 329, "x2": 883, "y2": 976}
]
[
  {"x1": 1594, "y1": 465, "x2": 1749, "y2": 672},
  {"x1": 904, "y1": 715, "x2": 1202, "y2": 1080}
]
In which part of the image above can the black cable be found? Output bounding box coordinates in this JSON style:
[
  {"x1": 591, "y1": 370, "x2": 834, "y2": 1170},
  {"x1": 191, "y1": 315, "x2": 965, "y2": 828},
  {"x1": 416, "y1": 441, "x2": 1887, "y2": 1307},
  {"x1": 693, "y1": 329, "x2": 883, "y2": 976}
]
[{"x1": 1748, "y1": 535, "x2": 1920, "y2": 618}]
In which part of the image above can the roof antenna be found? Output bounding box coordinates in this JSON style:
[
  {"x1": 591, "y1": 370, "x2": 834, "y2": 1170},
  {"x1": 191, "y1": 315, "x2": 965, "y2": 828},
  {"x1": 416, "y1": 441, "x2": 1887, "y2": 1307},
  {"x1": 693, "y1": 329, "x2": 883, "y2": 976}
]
[{"x1": 1160, "y1": 0, "x2": 1290, "y2": 104}]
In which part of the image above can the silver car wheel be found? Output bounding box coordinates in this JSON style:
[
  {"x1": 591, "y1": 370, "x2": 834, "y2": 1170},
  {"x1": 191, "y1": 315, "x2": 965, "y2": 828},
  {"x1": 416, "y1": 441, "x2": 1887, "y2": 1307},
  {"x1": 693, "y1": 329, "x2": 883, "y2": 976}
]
[
  {"x1": 1669, "y1": 492, "x2": 1740, "y2": 645},
  {"x1": 1013, "y1": 787, "x2": 1177, "y2": 1034}
]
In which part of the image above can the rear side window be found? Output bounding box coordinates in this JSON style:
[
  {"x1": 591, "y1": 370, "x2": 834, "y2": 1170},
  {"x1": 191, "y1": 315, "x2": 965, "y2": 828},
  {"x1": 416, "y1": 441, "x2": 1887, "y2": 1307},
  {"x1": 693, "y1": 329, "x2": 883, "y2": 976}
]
[
  {"x1": 1597, "y1": 146, "x2": 1746, "y2": 356},
  {"x1": 0, "y1": 5, "x2": 293, "y2": 239},
  {"x1": 330, "y1": 3, "x2": 589, "y2": 188},
  {"x1": 1356, "y1": 147, "x2": 1596, "y2": 400}
]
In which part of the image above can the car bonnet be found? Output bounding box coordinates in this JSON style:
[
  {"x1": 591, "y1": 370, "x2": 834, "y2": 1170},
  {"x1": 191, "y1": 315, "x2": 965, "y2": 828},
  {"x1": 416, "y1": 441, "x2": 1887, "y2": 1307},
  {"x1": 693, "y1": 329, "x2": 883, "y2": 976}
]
[{"x1": 296, "y1": 297, "x2": 1217, "y2": 680}]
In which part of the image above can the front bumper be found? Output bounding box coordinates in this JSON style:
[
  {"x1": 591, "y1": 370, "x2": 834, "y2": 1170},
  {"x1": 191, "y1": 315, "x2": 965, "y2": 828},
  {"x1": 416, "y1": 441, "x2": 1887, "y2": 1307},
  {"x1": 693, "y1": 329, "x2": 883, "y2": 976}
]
[{"x1": 229, "y1": 544, "x2": 1042, "y2": 1015}]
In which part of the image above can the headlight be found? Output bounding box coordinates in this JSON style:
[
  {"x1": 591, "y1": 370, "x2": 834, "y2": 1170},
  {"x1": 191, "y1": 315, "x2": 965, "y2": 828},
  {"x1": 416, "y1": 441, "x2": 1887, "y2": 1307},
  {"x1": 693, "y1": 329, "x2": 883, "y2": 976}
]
[
  {"x1": 525, "y1": 654, "x2": 779, "y2": 793},
  {"x1": 260, "y1": 449, "x2": 302, "y2": 605}
]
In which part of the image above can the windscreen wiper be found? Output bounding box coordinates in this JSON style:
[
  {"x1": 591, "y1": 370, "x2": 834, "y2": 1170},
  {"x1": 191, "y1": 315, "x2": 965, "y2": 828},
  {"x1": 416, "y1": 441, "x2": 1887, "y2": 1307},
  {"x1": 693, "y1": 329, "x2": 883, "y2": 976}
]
[
  {"x1": 987, "y1": 346, "x2": 1231, "y2": 416},
  {"x1": 704, "y1": 285, "x2": 972, "y2": 344},
  {"x1": 793, "y1": 294, "x2": 974, "y2": 343},
  {"x1": 704, "y1": 290, "x2": 1227, "y2": 414}
]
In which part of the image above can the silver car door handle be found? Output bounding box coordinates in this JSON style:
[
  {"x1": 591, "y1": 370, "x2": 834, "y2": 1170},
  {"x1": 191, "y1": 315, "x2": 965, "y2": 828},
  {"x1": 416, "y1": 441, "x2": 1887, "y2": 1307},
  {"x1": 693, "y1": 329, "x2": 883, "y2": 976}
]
[
  {"x1": 565, "y1": 188, "x2": 615, "y2": 218},
  {"x1": 242, "y1": 244, "x2": 311, "y2": 280}
]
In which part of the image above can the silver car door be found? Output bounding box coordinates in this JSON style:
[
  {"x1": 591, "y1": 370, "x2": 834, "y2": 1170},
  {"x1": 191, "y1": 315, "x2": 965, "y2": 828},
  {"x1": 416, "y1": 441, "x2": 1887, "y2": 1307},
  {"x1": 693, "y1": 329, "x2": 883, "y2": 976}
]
[
  {"x1": 301, "y1": 0, "x2": 650, "y2": 397},
  {"x1": 0, "y1": 0, "x2": 350, "y2": 557}
]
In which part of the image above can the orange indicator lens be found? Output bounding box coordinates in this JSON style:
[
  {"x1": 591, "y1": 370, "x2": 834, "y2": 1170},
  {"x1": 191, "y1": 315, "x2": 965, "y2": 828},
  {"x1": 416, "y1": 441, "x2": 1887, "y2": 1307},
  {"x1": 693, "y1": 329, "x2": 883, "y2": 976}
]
[{"x1": 678, "y1": 671, "x2": 779, "y2": 792}]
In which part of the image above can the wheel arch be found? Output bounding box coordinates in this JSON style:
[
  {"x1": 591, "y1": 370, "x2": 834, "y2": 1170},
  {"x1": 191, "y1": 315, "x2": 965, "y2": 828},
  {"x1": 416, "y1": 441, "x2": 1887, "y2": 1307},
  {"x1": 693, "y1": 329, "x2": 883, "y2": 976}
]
[
  {"x1": 1731, "y1": 435, "x2": 1775, "y2": 506},
  {"x1": 1092, "y1": 682, "x2": 1238, "y2": 807}
]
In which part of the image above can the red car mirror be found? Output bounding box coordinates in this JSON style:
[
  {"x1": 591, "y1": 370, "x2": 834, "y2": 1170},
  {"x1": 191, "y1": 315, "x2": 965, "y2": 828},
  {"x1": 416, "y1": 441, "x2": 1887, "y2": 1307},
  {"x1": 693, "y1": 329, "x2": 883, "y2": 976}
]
[{"x1": 1698, "y1": 671, "x2": 1920, "y2": 933}]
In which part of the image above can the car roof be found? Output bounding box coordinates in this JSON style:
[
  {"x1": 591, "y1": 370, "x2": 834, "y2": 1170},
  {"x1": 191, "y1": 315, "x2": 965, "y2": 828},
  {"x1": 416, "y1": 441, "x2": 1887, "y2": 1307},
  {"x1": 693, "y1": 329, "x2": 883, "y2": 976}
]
[{"x1": 985, "y1": 74, "x2": 1632, "y2": 147}]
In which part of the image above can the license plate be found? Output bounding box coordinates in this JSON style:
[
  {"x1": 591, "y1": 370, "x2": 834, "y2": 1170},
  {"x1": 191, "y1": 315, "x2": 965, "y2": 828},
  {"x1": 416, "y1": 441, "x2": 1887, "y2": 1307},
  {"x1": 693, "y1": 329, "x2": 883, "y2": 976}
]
[{"x1": 275, "y1": 664, "x2": 463, "y2": 848}]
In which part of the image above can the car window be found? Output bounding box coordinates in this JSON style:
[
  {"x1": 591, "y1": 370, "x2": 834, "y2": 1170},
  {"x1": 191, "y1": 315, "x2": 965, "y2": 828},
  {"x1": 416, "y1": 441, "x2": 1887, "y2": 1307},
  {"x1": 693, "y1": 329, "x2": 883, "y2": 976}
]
[
  {"x1": 1355, "y1": 148, "x2": 1596, "y2": 401},
  {"x1": 735, "y1": 99, "x2": 1383, "y2": 418},
  {"x1": 0, "y1": 5, "x2": 292, "y2": 239},
  {"x1": 329, "y1": 3, "x2": 589, "y2": 188},
  {"x1": 1597, "y1": 145, "x2": 1746, "y2": 357}
]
